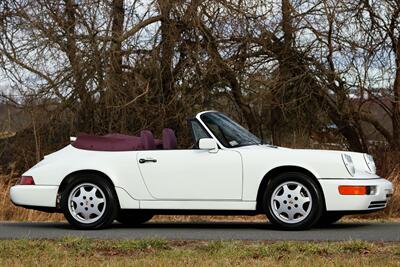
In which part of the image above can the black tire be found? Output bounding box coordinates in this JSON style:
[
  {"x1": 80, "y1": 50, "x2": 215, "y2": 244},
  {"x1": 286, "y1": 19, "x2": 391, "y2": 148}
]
[
  {"x1": 60, "y1": 174, "x2": 118, "y2": 229},
  {"x1": 316, "y1": 212, "x2": 343, "y2": 226},
  {"x1": 116, "y1": 211, "x2": 153, "y2": 225},
  {"x1": 263, "y1": 172, "x2": 324, "y2": 230}
]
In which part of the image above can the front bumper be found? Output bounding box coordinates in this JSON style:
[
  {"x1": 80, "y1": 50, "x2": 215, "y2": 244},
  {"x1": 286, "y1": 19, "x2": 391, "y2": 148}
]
[
  {"x1": 320, "y1": 178, "x2": 393, "y2": 211},
  {"x1": 10, "y1": 185, "x2": 58, "y2": 208}
]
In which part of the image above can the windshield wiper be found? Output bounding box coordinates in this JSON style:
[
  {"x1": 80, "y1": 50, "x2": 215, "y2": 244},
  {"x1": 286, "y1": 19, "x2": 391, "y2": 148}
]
[{"x1": 231, "y1": 141, "x2": 259, "y2": 148}]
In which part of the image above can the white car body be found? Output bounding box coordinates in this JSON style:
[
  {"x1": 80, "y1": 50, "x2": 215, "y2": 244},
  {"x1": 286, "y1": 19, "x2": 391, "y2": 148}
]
[{"x1": 10, "y1": 111, "x2": 394, "y2": 225}]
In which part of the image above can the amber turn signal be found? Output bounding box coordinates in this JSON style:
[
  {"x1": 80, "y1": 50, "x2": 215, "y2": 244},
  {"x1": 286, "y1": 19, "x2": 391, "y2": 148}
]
[{"x1": 338, "y1": 186, "x2": 368, "y2": 195}]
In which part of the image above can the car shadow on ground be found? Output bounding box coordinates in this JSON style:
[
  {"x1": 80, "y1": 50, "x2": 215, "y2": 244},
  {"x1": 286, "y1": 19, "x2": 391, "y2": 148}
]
[
  {"x1": 2, "y1": 221, "x2": 373, "y2": 231},
  {"x1": 115, "y1": 221, "x2": 372, "y2": 231}
]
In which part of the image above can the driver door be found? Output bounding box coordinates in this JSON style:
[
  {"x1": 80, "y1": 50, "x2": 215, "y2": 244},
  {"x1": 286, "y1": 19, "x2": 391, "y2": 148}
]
[{"x1": 136, "y1": 120, "x2": 243, "y2": 200}]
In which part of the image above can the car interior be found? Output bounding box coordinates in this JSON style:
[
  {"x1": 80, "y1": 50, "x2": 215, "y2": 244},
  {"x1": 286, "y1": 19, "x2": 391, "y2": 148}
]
[{"x1": 72, "y1": 128, "x2": 178, "y2": 151}]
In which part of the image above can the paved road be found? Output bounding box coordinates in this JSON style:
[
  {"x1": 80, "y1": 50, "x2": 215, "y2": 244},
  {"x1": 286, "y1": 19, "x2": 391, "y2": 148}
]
[{"x1": 0, "y1": 222, "x2": 400, "y2": 241}]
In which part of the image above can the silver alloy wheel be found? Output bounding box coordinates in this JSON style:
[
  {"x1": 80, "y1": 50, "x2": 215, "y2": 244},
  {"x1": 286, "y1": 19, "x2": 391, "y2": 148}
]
[
  {"x1": 68, "y1": 183, "x2": 106, "y2": 224},
  {"x1": 270, "y1": 181, "x2": 312, "y2": 224}
]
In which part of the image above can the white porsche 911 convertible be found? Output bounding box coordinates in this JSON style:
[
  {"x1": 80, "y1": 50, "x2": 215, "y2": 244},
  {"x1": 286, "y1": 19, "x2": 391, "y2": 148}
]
[{"x1": 10, "y1": 111, "x2": 393, "y2": 230}]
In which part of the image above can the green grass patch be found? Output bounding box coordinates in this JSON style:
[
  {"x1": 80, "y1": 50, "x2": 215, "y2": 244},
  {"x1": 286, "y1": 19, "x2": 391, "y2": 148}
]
[{"x1": 0, "y1": 238, "x2": 399, "y2": 266}]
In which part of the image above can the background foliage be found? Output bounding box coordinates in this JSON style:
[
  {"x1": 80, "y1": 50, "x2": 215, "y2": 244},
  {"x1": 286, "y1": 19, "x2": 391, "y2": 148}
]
[{"x1": 0, "y1": 0, "x2": 399, "y2": 174}]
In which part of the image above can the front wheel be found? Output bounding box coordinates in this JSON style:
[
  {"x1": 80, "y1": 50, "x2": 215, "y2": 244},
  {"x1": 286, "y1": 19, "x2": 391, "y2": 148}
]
[
  {"x1": 263, "y1": 172, "x2": 324, "y2": 230},
  {"x1": 60, "y1": 174, "x2": 118, "y2": 229}
]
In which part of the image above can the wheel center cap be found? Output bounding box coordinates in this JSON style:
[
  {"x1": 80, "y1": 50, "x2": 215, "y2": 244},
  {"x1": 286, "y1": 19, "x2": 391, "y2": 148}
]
[{"x1": 289, "y1": 200, "x2": 294, "y2": 204}]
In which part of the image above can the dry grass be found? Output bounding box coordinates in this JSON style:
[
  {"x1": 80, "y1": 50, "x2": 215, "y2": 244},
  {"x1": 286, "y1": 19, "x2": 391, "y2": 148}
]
[
  {"x1": 384, "y1": 165, "x2": 400, "y2": 217},
  {"x1": 0, "y1": 238, "x2": 400, "y2": 266}
]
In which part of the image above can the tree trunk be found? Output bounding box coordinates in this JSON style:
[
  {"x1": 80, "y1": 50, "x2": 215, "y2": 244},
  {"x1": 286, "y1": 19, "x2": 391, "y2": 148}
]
[
  {"x1": 103, "y1": 0, "x2": 125, "y2": 131},
  {"x1": 64, "y1": 0, "x2": 93, "y2": 132},
  {"x1": 109, "y1": 0, "x2": 124, "y2": 93},
  {"x1": 329, "y1": 113, "x2": 367, "y2": 152},
  {"x1": 158, "y1": 1, "x2": 177, "y2": 128},
  {"x1": 269, "y1": 0, "x2": 293, "y2": 146},
  {"x1": 392, "y1": 40, "x2": 400, "y2": 150}
]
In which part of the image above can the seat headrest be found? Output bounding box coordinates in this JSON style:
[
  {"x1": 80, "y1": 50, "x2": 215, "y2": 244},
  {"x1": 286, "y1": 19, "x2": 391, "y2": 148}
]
[
  {"x1": 162, "y1": 128, "x2": 177, "y2": 149},
  {"x1": 140, "y1": 130, "x2": 155, "y2": 150}
]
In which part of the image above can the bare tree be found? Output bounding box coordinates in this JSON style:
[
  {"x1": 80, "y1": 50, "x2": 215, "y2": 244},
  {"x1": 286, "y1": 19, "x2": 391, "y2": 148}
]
[{"x1": 2, "y1": 0, "x2": 400, "y2": 171}]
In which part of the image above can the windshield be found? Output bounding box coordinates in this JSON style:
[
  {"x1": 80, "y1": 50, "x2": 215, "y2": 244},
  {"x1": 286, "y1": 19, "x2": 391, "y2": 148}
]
[{"x1": 200, "y1": 112, "x2": 261, "y2": 148}]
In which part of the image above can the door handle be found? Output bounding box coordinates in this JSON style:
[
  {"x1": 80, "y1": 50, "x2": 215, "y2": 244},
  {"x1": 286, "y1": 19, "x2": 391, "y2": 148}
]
[{"x1": 139, "y1": 158, "x2": 157, "y2": 164}]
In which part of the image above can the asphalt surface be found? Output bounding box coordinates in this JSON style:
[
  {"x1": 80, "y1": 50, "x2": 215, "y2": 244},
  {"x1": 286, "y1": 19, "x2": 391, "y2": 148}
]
[{"x1": 0, "y1": 222, "x2": 399, "y2": 241}]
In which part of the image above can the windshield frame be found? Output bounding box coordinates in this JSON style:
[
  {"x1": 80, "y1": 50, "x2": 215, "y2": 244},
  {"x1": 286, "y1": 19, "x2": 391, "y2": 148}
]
[{"x1": 197, "y1": 111, "x2": 261, "y2": 148}]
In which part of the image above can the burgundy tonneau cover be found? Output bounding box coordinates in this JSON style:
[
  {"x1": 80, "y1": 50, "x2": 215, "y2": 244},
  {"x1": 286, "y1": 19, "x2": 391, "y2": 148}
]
[
  {"x1": 72, "y1": 128, "x2": 175, "y2": 151},
  {"x1": 72, "y1": 133, "x2": 143, "y2": 151}
]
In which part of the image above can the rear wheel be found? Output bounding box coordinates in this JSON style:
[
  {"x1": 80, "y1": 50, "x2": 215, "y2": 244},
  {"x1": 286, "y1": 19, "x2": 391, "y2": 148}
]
[
  {"x1": 263, "y1": 172, "x2": 324, "y2": 230},
  {"x1": 116, "y1": 212, "x2": 153, "y2": 225},
  {"x1": 60, "y1": 174, "x2": 118, "y2": 229}
]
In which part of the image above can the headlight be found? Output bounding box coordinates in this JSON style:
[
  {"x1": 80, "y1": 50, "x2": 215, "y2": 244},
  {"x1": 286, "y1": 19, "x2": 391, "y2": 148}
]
[
  {"x1": 363, "y1": 154, "x2": 376, "y2": 174},
  {"x1": 342, "y1": 154, "x2": 355, "y2": 176}
]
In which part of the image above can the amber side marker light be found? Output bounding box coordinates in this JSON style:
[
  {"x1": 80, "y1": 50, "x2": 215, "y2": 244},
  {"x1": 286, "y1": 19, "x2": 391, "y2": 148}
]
[
  {"x1": 19, "y1": 176, "x2": 35, "y2": 185},
  {"x1": 338, "y1": 185, "x2": 371, "y2": 195}
]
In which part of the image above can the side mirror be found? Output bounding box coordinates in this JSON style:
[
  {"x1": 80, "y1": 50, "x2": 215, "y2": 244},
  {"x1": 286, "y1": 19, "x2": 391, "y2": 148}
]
[{"x1": 198, "y1": 138, "x2": 218, "y2": 153}]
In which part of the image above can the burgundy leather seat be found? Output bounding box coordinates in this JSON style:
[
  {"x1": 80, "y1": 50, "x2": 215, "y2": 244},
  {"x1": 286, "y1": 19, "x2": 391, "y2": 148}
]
[
  {"x1": 162, "y1": 128, "x2": 177, "y2": 149},
  {"x1": 154, "y1": 139, "x2": 163, "y2": 149},
  {"x1": 140, "y1": 130, "x2": 156, "y2": 150}
]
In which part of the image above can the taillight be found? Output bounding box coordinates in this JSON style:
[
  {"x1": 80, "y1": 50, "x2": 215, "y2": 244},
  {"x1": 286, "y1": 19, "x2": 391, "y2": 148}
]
[{"x1": 19, "y1": 176, "x2": 35, "y2": 185}]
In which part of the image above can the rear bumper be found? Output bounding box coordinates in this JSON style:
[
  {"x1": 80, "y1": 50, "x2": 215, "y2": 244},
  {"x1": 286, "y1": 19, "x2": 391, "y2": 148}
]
[
  {"x1": 10, "y1": 185, "x2": 58, "y2": 208},
  {"x1": 320, "y1": 178, "x2": 393, "y2": 211}
]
